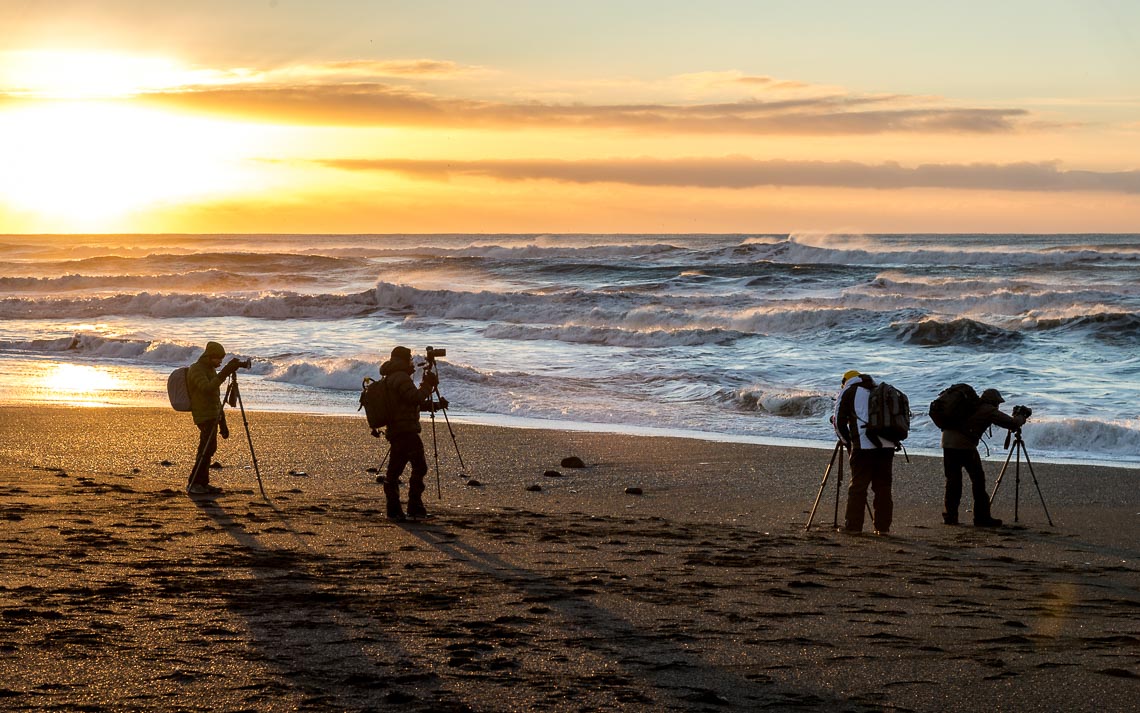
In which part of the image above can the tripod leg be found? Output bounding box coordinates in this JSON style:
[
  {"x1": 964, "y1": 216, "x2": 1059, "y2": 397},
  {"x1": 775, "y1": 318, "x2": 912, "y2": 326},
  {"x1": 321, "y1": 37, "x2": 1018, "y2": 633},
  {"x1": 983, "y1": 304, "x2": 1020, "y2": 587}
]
[
  {"x1": 1013, "y1": 447, "x2": 1021, "y2": 523},
  {"x1": 234, "y1": 380, "x2": 267, "y2": 500},
  {"x1": 989, "y1": 442, "x2": 1017, "y2": 506},
  {"x1": 433, "y1": 385, "x2": 467, "y2": 473},
  {"x1": 1019, "y1": 441, "x2": 1054, "y2": 526},
  {"x1": 429, "y1": 411, "x2": 441, "y2": 500},
  {"x1": 833, "y1": 446, "x2": 844, "y2": 529},
  {"x1": 806, "y1": 442, "x2": 840, "y2": 531}
]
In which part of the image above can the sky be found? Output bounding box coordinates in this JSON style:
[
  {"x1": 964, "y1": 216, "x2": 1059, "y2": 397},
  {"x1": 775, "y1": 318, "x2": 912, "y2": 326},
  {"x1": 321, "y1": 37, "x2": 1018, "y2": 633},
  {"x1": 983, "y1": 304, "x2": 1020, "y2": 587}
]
[{"x1": 0, "y1": 0, "x2": 1137, "y2": 234}]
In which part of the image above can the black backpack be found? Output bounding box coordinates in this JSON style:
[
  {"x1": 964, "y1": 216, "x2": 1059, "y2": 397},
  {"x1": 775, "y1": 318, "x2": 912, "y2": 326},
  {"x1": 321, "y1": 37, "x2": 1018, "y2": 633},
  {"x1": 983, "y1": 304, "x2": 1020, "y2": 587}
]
[
  {"x1": 359, "y1": 376, "x2": 391, "y2": 435},
  {"x1": 929, "y1": 383, "x2": 980, "y2": 431},
  {"x1": 865, "y1": 381, "x2": 911, "y2": 444}
]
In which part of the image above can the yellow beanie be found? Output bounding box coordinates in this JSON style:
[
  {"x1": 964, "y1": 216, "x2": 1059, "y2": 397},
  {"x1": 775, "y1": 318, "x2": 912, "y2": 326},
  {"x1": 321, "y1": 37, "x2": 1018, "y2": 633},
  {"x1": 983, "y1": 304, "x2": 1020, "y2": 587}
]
[{"x1": 841, "y1": 369, "x2": 861, "y2": 385}]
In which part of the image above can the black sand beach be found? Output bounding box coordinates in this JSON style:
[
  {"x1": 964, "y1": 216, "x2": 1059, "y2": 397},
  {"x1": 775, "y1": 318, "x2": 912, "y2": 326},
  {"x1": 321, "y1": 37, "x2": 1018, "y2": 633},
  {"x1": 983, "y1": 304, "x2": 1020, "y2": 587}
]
[{"x1": 1, "y1": 405, "x2": 1138, "y2": 711}]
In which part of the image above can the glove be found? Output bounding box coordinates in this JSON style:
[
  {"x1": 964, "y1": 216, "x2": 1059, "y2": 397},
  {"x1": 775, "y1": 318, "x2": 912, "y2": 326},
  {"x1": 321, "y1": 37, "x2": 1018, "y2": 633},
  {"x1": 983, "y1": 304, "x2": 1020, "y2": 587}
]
[
  {"x1": 219, "y1": 419, "x2": 230, "y2": 440},
  {"x1": 220, "y1": 357, "x2": 242, "y2": 378},
  {"x1": 421, "y1": 370, "x2": 439, "y2": 388}
]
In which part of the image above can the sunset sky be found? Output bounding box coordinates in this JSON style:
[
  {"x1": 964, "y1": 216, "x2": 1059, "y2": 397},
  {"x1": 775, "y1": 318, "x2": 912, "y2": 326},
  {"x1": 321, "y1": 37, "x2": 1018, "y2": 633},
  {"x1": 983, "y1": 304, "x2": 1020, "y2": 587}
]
[{"x1": 1, "y1": 0, "x2": 1137, "y2": 234}]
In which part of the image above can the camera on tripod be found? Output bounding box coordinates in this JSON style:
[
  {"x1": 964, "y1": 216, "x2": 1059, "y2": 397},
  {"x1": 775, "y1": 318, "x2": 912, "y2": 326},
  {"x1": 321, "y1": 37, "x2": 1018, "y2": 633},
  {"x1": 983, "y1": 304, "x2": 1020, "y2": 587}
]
[
  {"x1": 234, "y1": 358, "x2": 252, "y2": 369},
  {"x1": 425, "y1": 346, "x2": 446, "y2": 365},
  {"x1": 1004, "y1": 404, "x2": 1033, "y2": 449},
  {"x1": 419, "y1": 347, "x2": 449, "y2": 413}
]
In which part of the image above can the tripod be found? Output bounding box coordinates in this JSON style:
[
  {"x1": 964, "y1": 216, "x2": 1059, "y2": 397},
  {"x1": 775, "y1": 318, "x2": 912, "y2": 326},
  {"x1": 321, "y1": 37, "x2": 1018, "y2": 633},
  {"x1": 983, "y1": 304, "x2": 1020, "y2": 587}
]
[
  {"x1": 989, "y1": 429, "x2": 1053, "y2": 526},
  {"x1": 186, "y1": 372, "x2": 267, "y2": 500},
  {"x1": 806, "y1": 441, "x2": 872, "y2": 531},
  {"x1": 423, "y1": 351, "x2": 467, "y2": 500},
  {"x1": 225, "y1": 373, "x2": 268, "y2": 500}
]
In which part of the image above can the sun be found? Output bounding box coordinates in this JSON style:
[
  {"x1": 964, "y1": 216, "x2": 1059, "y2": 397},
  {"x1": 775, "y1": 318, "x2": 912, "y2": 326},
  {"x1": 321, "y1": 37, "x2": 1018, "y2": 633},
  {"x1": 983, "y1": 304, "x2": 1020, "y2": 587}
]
[
  {"x1": 0, "y1": 101, "x2": 271, "y2": 229},
  {"x1": 0, "y1": 50, "x2": 199, "y2": 99},
  {"x1": 0, "y1": 50, "x2": 275, "y2": 231}
]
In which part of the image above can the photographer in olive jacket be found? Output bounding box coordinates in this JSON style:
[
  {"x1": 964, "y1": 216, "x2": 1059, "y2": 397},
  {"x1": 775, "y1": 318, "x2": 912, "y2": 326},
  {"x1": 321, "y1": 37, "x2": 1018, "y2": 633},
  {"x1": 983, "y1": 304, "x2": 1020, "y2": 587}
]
[
  {"x1": 379, "y1": 346, "x2": 440, "y2": 521},
  {"x1": 941, "y1": 388, "x2": 1027, "y2": 527},
  {"x1": 187, "y1": 341, "x2": 244, "y2": 495}
]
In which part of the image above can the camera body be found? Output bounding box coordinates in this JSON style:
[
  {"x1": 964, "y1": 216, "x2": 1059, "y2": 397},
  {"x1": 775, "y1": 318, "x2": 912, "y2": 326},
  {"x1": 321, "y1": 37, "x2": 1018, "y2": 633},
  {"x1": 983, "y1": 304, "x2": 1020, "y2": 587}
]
[
  {"x1": 425, "y1": 346, "x2": 446, "y2": 362},
  {"x1": 236, "y1": 358, "x2": 252, "y2": 369},
  {"x1": 1012, "y1": 404, "x2": 1032, "y2": 420}
]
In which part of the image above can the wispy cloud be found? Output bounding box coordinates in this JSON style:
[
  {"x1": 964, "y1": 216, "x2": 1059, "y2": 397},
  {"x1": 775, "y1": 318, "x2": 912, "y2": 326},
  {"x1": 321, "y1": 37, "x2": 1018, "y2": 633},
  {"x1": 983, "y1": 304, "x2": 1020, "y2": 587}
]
[
  {"x1": 139, "y1": 82, "x2": 1027, "y2": 135},
  {"x1": 313, "y1": 156, "x2": 1140, "y2": 194},
  {"x1": 674, "y1": 70, "x2": 811, "y2": 92},
  {"x1": 0, "y1": 51, "x2": 1037, "y2": 135},
  {"x1": 266, "y1": 59, "x2": 488, "y2": 81}
]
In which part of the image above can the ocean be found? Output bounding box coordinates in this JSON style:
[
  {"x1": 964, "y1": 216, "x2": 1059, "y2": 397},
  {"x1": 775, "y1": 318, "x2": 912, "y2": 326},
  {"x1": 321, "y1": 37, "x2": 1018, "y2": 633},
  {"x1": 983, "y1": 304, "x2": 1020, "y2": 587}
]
[{"x1": 1, "y1": 233, "x2": 1138, "y2": 466}]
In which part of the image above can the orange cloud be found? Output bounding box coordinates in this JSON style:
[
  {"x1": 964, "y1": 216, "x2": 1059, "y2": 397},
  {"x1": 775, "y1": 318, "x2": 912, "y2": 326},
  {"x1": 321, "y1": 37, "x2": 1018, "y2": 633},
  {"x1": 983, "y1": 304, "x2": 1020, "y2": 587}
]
[
  {"x1": 314, "y1": 156, "x2": 1140, "y2": 194},
  {"x1": 272, "y1": 59, "x2": 487, "y2": 81},
  {"x1": 136, "y1": 81, "x2": 1028, "y2": 134}
]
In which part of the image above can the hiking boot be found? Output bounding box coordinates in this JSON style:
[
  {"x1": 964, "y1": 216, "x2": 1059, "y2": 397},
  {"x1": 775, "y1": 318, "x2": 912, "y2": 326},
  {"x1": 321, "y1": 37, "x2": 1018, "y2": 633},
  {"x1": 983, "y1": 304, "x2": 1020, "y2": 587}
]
[
  {"x1": 387, "y1": 511, "x2": 407, "y2": 523},
  {"x1": 873, "y1": 529, "x2": 890, "y2": 536},
  {"x1": 204, "y1": 484, "x2": 223, "y2": 494},
  {"x1": 408, "y1": 510, "x2": 433, "y2": 521},
  {"x1": 943, "y1": 514, "x2": 959, "y2": 525},
  {"x1": 187, "y1": 483, "x2": 212, "y2": 495},
  {"x1": 975, "y1": 517, "x2": 1003, "y2": 527}
]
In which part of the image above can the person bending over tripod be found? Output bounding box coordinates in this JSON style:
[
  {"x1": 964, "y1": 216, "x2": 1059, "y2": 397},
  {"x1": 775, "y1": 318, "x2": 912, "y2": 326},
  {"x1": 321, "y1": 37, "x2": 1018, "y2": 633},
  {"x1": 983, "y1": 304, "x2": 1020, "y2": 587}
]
[
  {"x1": 940, "y1": 388, "x2": 1026, "y2": 527},
  {"x1": 187, "y1": 341, "x2": 245, "y2": 495},
  {"x1": 379, "y1": 346, "x2": 442, "y2": 521},
  {"x1": 833, "y1": 370, "x2": 896, "y2": 535}
]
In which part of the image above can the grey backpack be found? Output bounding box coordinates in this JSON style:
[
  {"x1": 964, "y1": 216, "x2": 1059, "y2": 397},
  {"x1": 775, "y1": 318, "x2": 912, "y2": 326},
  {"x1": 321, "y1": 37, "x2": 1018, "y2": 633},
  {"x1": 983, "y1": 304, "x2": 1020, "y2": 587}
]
[{"x1": 167, "y1": 367, "x2": 191, "y2": 412}]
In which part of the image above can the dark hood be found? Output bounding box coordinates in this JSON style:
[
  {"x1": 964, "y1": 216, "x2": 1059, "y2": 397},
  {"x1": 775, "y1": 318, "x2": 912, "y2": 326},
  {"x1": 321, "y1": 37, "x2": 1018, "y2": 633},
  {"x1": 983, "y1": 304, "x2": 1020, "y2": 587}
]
[{"x1": 379, "y1": 358, "x2": 412, "y2": 376}]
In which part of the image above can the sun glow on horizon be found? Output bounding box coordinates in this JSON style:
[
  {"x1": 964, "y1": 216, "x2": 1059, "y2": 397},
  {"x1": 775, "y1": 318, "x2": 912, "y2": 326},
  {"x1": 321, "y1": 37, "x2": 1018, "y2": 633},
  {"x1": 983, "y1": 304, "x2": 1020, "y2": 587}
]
[
  {"x1": 0, "y1": 49, "x2": 235, "y2": 99},
  {"x1": 35, "y1": 363, "x2": 125, "y2": 407},
  {"x1": 0, "y1": 100, "x2": 280, "y2": 230}
]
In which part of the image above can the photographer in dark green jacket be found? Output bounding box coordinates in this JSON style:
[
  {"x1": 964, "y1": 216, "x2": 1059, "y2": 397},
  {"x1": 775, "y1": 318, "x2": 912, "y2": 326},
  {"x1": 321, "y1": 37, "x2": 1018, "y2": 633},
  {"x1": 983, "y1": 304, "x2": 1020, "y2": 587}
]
[
  {"x1": 378, "y1": 346, "x2": 440, "y2": 521},
  {"x1": 187, "y1": 341, "x2": 243, "y2": 495},
  {"x1": 940, "y1": 388, "x2": 1027, "y2": 527}
]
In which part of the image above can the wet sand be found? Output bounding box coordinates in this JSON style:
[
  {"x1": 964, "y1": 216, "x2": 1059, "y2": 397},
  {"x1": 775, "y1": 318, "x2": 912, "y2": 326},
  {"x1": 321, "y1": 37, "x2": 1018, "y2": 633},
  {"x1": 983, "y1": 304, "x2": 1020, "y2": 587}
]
[{"x1": 1, "y1": 405, "x2": 1138, "y2": 711}]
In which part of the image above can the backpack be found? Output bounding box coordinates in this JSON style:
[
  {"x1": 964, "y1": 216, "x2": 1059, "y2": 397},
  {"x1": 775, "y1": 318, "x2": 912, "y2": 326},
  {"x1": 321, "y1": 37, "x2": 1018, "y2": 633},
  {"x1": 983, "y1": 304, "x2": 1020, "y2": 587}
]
[
  {"x1": 167, "y1": 367, "x2": 191, "y2": 412},
  {"x1": 359, "y1": 376, "x2": 391, "y2": 433},
  {"x1": 864, "y1": 381, "x2": 911, "y2": 444},
  {"x1": 928, "y1": 383, "x2": 979, "y2": 431}
]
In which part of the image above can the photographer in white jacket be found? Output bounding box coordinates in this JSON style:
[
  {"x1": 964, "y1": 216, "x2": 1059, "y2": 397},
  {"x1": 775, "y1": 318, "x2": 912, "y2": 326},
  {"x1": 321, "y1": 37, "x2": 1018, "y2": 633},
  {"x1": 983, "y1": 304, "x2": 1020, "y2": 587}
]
[{"x1": 832, "y1": 370, "x2": 896, "y2": 534}]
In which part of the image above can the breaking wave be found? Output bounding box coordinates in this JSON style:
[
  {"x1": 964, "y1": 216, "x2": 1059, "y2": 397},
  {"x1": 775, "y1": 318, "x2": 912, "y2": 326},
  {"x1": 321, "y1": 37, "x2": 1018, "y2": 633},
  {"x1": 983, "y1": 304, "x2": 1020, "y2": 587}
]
[
  {"x1": 1022, "y1": 418, "x2": 1140, "y2": 461},
  {"x1": 893, "y1": 318, "x2": 1025, "y2": 347},
  {"x1": 0, "y1": 332, "x2": 264, "y2": 370},
  {"x1": 482, "y1": 323, "x2": 746, "y2": 347},
  {"x1": 732, "y1": 386, "x2": 833, "y2": 418}
]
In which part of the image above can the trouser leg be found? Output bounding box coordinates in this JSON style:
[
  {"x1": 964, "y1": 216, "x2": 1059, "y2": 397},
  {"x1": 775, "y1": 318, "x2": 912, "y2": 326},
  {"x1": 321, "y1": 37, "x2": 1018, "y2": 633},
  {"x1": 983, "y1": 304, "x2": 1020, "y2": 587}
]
[
  {"x1": 963, "y1": 449, "x2": 992, "y2": 522},
  {"x1": 385, "y1": 436, "x2": 412, "y2": 516},
  {"x1": 406, "y1": 436, "x2": 429, "y2": 516},
  {"x1": 190, "y1": 422, "x2": 217, "y2": 487},
  {"x1": 869, "y1": 450, "x2": 894, "y2": 532},
  {"x1": 844, "y1": 450, "x2": 872, "y2": 532},
  {"x1": 943, "y1": 449, "x2": 964, "y2": 523}
]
